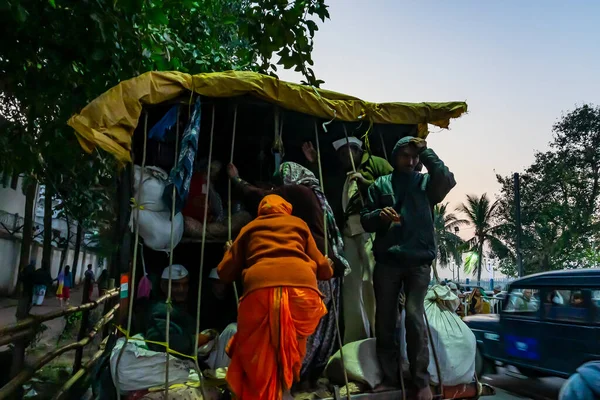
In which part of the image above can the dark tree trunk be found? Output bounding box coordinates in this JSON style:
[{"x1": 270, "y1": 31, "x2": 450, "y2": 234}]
[
  {"x1": 58, "y1": 247, "x2": 68, "y2": 271},
  {"x1": 58, "y1": 214, "x2": 71, "y2": 270},
  {"x1": 11, "y1": 109, "x2": 37, "y2": 399},
  {"x1": 14, "y1": 182, "x2": 37, "y2": 333},
  {"x1": 79, "y1": 249, "x2": 87, "y2": 285},
  {"x1": 13, "y1": 181, "x2": 38, "y2": 388},
  {"x1": 18, "y1": 182, "x2": 37, "y2": 273},
  {"x1": 542, "y1": 254, "x2": 550, "y2": 272},
  {"x1": 71, "y1": 221, "x2": 83, "y2": 281},
  {"x1": 41, "y1": 184, "x2": 53, "y2": 272}
]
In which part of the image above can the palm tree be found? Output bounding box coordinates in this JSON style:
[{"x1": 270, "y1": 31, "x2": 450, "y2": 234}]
[
  {"x1": 433, "y1": 203, "x2": 464, "y2": 281},
  {"x1": 456, "y1": 194, "x2": 506, "y2": 286}
]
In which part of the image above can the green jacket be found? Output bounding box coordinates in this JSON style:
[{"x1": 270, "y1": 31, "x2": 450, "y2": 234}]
[
  {"x1": 345, "y1": 153, "x2": 393, "y2": 218},
  {"x1": 360, "y1": 144, "x2": 455, "y2": 267}
]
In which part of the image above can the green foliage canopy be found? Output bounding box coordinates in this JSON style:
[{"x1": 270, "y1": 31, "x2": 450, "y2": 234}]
[
  {"x1": 495, "y1": 104, "x2": 600, "y2": 275},
  {"x1": 0, "y1": 0, "x2": 330, "y2": 231}
]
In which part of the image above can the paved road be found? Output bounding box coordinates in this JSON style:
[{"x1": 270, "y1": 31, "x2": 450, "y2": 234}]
[{"x1": 483, "y1": 367, "x2": 565, "y2": 399}]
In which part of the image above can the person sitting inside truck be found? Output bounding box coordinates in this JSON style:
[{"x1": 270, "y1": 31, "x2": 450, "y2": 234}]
[
  {"x1": 136, "y1": 264, "x2": 196, "y2": 357},
  {"x1": 217, "y1": 194, "x2": 334, "y2": 400}
]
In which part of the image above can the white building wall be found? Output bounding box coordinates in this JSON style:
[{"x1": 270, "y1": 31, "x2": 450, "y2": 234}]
[
  {"x1": 0, "y1": 239, "x2": 20, "y2": 293},
  {"x1": 0, "y1": 177, "x2": 31, "y2": 216},
  {"x1": 0, "y1": 177, "x2": 105, "y2": 295},
  {"x1": 0, "y1": 237, "x2": 104, "y2": 295}
]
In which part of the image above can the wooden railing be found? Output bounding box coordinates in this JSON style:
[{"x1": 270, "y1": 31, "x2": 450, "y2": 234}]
[{"x1": 0, "y1": 280, "x2": 119, "y2": 400}]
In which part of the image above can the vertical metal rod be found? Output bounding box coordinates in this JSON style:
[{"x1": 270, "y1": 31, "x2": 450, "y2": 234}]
[{"x1": 315, "y1": 121, "x2": 351, "y2": 400}]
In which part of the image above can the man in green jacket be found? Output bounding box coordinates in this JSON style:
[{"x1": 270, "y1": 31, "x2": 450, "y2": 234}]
[
  {"x1": 360, "y1": 136, "x2": 455, "y2": 400},
  {"x1": 303, "y1": 137, "x2": 392, "y2": 344}
]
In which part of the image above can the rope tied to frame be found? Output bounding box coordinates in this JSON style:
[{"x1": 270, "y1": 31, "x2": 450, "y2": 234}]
[
  {"x1": 313, "y1": 121, "x2": 351, "y2": 400},
  {"x1": 130, "y1": 197, "x2": 146, "y2": 210},
  {"x1": 114, "y1": 111, "x2": 149, "y2": 398},
  {"x1": 115, "y1": 325, "x2": 198, "y2": 362},
  {"x1": 227, "y1": 105, "x2": 241, "y2": 306},
  {"x1": 164, "y1": 105, "x2": 181, "y2": 398},
  {"x1": 189, "y1": 104, "x2": 216, "y2": 399}
]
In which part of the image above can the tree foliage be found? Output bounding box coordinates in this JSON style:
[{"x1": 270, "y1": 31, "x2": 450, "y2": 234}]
[
  {"x1": 495, "y1": 105, "x2": 600, "y2": 276},
  {"x1": 0, "y1": 0, "x2": 330, "y2": 258}
]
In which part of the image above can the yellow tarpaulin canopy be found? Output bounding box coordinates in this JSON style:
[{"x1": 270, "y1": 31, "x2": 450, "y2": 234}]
[{"x1": 68, "y1": 70, "x2": 468, "y2": 163}]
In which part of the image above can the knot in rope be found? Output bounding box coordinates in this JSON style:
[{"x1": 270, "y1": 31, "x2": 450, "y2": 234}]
[
  {"x1": 130, "y1": 197, "x2": 145, "y2": 210},
  {"x1": 165, "y1": 298, "x2": 174, "y2": 313}
]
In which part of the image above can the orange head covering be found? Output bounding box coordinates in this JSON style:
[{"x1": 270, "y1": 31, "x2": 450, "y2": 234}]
[{"x1": 258, "y1": 194, "x2": 293, "y2": 216}]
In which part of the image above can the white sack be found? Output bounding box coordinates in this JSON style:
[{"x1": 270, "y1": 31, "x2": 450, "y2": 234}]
[
  {"x1": 397, "y1": 285, "x2": 475, "y2": 385},
  {"x1": 110, "y1": 336, "x2": 194, "y2": 393},
  {"x1": 131, "y1": 166, "x2": 184, "y2": 251},
  {"x1": 136, "y1": 209, "x2": 184, "y2": 252},
  {"x1": 423, "y1": 285, "x2": 476, "y2": 386},
  {"x1": 325, "y1": 338, "x2": 383, "y2": 389},
  {"x1": 133, "y1": 166, "x2": 169, "y2": 212}
]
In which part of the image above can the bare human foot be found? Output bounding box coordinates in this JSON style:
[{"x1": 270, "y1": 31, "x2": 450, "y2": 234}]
[{"x1": 415, "y1": 386, "x2": 433, "y2": 400}]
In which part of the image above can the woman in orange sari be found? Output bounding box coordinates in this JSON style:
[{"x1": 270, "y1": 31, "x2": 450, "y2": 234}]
[{"x1": 217, "y1": 194, "x2": 334, "y2": 400}]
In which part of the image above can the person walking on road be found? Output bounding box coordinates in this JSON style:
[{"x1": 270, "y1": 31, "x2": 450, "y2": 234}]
[
  {"x1": 360, "y1": 136, "x2": 456, "y2": 400},
  {"x1": 84, "y1": 264, "x2": 95, "y2": 299},
  {"x1": 56, "y1": 265, "x2": 73, "y2": 308},
  {"x1": 97, "y1": 269, "x2": 109, "y2": 297}
]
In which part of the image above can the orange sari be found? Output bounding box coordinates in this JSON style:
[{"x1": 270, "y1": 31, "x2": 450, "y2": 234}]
[{"x1": 226, "y1": 287, "x2": 327, "y2": 400}]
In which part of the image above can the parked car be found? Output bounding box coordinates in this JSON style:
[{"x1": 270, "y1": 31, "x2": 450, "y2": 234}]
[{"x1": 463, "y1": 269, "x2": 600, "y2": 378}]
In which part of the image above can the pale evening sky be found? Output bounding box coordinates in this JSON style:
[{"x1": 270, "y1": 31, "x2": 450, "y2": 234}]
[{"x1": 278, "y1": 0, "x2": 600, "y2": 240}]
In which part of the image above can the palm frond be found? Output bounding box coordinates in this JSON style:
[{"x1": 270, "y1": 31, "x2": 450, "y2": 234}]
[
  {"x1": 463, "y1": 251, "x2": 479, "y2": 275},
  {"x1": 434, "y1": 203, "x2": 467, "y2": 267}
]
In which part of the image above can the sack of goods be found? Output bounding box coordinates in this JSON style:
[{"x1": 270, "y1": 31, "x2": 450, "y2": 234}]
[
  {"x1": 110, "y1": 335, "x2": 195, "y2": 393},
  {"x1": 325, "y1": 338, "x2": 383, "y2": 390},
  {"x1": 326, "y1": 285, "x2": 476, "y2": 389},
  {"x1": 422, "y1": 284, "x2": 476, "y2": 386},
  {"x1": 132, "y1": 166, "x2": 184, "y2": 252}
]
